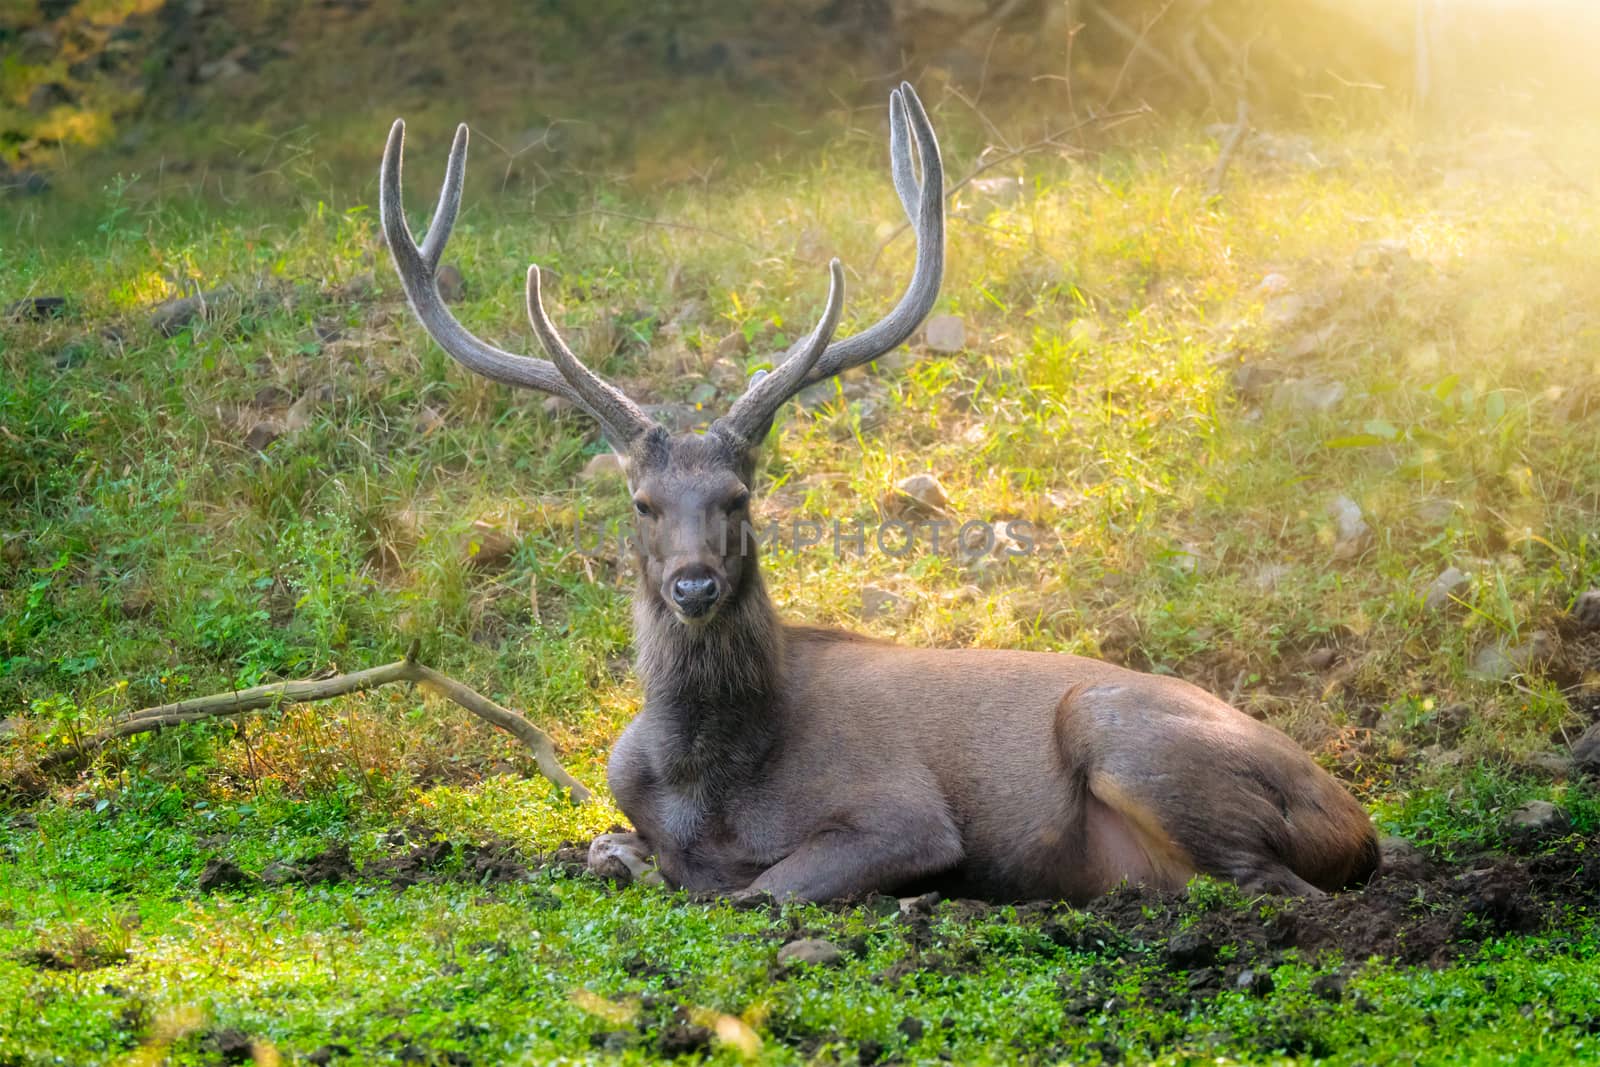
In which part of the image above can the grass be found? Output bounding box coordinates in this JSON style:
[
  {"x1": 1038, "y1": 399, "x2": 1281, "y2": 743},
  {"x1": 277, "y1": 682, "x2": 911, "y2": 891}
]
[{"x1": 4, "y1": 1, "x2": 1600, "y2": 1059}]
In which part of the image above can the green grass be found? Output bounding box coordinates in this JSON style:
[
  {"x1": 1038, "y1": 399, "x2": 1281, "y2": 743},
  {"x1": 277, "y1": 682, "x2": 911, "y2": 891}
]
[{"x1": 4, "y1": 4, "x2": 1600, "y2": 1059}]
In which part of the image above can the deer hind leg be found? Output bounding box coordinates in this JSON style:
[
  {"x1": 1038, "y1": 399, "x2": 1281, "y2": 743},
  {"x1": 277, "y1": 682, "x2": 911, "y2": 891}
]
[{"x1": 1081, "y1": 774, "x2": 1198, "y2": 895}]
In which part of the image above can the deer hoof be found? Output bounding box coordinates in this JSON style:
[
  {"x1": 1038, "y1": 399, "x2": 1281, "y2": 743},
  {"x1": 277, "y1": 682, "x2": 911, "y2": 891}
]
[{"x1": 587, "y1": 833, "x2": 663, "y2": 887}]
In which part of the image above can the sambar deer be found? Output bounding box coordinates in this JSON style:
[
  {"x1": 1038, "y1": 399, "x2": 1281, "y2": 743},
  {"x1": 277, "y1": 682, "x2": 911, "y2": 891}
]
[{"x1": 379, "y1": 84, "x2": 1378, "y2": 903}]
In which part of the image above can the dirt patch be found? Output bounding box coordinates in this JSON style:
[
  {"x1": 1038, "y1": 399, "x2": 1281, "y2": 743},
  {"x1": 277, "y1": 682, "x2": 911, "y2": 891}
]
[{"x1": 198, "y1": 830, "x2": 541, "y2": 894}]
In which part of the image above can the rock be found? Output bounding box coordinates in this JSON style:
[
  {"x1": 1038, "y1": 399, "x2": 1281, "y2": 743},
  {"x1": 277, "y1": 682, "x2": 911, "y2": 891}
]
[
  {"x1": 150, "y1": 286, "x2": 237, "y2": 336},
  {"x1": 242, "y1": 419, "x2": 285, "y2": 452},
  {"x1": 1424, "y1": 566, "x2": 1470, "y2": 611},
  {"x1": 1571, "y1": 723, "x2": 1600, "y2": 778},
  {"x1": 27, "y1": 82, "x2": 75, "y2": 113},
  {"x1": 580, "y1": 453, "x2": 626, "y2": 481},
  {"x1": 462, "y1": 523, "x2": 517, "y2": 573},
  {"x1": 1476, "y1": 631, "x2": 1557, "y2": 680},
  {"x1": 541, "y1": 395, "x2": 577, "y2": 418},
  {"x1": 434, "y1": 263, "x2": 464, "y2": 303},
  {"x1": 1271, "y1": 377, "x2": 1346, "y2": 413},
  {"x1": 715, "y1": 331, "x2": 750, "y2": 361},
  {"x1": 1573, "y1": 590, "x2": 1600, "y2": 631},
  {"x1": 1523, "y1": 751, "x2": 1573, "y2": 780},
  {"x1": 1235, "y1": 969, "x2": 1275, "y2": 996},
  {"x1": 1378, "y1": 836, "x2": 1426, "y2": 881},
  {"x1": 1305, "y1": 648, "x2": 1338, "y2": 671},
  {"x1": 6, "y1": 296, "x2": 66, "y2": 321},
  {"x1": 1329, "y1": 495, "x2": 1372, "y2": 560},
  {"x1": 708, "y1": 357, "x2": 747, "y2": 392},
  {"x1": 896, "y1": 891, "x2": 940, "y2": 918},
  {"x1": 1353, "y1": 240, "x2": 1412, "y2": 271},
  {"x1": 777, "y1": 938, "x2": 845, "y2": 968},
  {"x1": 894, "y1": 472, "x2": 950, "y2": 515},
  {"x1": 1164, "y1": 930, "x2": 1216, "y2": 970},
  {"x1": 0, "y1": 168, "x2": 50, "y2": 196},
  {"x1": 1263, "y1": 292, "x2": 1307, "y2": 328},
  {"x1": 860, "y1": 585, "x2": 906, "y2": 621},
  {"x1": 1254, "y1": 272, "x2": 1292, "y2": 296},
  {"x1": 924, "y1": 314, "x2": 966, "y2": 353},
  {"x1": 1504, "y1": 799, "x2": 1569, "y2": 834},
  {"x1": 687, "y1": 381, "x2": 717, "y2": 406},
  {"x1": 897, "y1": 1016, "x2": 925, "y2": 1041}
]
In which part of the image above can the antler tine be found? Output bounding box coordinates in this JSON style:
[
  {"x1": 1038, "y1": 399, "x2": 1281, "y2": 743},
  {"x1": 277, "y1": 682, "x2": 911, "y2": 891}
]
[
  {"x1": 381, "y1": 121, "x2": 654, "y2": 446},
  {"x1": 715, "y1": 258, "x2": 846, "y2": 445},
  {"x1": 802, "y1": 82, "x2": 945, "y2": 384},
  {"x1": 525, "y1": 266, "x2": 655, "y2": 445}
]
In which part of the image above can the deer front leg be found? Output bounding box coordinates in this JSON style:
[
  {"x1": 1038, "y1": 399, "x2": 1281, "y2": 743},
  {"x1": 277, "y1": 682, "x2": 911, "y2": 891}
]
[
  {"x1": 587, "y1": 832, "x2": 665, "y2": 886},
  {"x1": 746, "y1": 808, "x2": 963, "y2": 902}
]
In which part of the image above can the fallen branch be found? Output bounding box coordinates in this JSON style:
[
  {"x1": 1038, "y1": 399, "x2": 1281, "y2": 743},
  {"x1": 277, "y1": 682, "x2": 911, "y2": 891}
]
[
  {"x1": 41, "y1": 641, "x2": 592, "y2": 803},
  {"x1": 1206, "y1": 98, "x2": 1250, "y2": 200}
]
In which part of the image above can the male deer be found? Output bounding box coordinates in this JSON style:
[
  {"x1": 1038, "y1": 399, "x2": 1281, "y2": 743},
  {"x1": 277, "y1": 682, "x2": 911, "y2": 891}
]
[{"x1": 380, "y1": 84, "x2": 1378, "y2": 902}]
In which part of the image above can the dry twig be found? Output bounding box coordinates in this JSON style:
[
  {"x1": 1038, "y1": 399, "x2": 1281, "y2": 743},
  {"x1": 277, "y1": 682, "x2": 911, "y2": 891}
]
[
  {"x1": 1206, "y1": 98, "x2": 1250, "y2": 200},
  {"x1": 40, "y1": 641, "x2": 592, "y2": 803}
]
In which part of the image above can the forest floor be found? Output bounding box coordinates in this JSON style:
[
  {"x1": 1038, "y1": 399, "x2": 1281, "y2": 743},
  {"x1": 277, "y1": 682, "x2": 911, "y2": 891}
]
[{"x1": 3, "y1": 1, "x2": 1600, "y2": 1063}]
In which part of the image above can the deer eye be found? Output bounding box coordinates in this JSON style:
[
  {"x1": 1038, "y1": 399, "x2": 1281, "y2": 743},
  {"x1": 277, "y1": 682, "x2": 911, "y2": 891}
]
[{"x1": 633, "y1": 498, "x2": 653, "y2": 518}]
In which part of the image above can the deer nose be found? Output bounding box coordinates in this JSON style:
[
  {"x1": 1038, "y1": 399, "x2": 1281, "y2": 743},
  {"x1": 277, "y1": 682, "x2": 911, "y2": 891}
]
[{"x1": 670, "y1": 574, "x2": 721, "y2": 616}]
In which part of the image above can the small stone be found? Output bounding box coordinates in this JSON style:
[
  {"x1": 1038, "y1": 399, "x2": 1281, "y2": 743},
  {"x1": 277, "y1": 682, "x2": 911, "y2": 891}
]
[
  {"x1": 434, "y1": 263, "x2": 464, "y2": 303},
  {"x1": 1164, "y1": 930, "x2": 1216, "y2": 970},
  {"x1": 1573, "y1": 590, "x2": 1600, "y2": 631},
  {"x1": 1305, "y1": 648, "x2": 1338, "y2": 671},
  {"x1": 896, "y1": 891, "x2": 940, "y2": 918},
  {"x1": 777, "y1": 938, "x2": 845, "y2": 968},
  {"x1": 462, "y1": 523, "x2": 516, "y2": 573},
  {"x1": 1271, "y1": 377, "x2": 1346, "y2": 414},
  {"x1": 1572, "y1": 723, "x2": 1600, "y2": 777},
  {"x1": 714, "y1": 331, "x2": 749, "y2": 360},
  {"x1": 687, "y1": 381, "x2": 717, "y2": 406},
  {"x1": 1353, "y1": 240, "x2": 1412, "y2": 271},
  {"x1": 1250, "y1": 562, "x2": 1292, "y2": 592},
  {"x1": 1235, "y1": 969, "x2": 1275, "y2": 996},
  {"x1": 1504, "y1": 799, "x2": 1569, "y2": 834},
  {"x1": 924, "y1": 314, "x2": 966, "y2": 353},
  {"x1": 541, "y1": 395, "x2": 576, "y2": 418},
  {"x1": 1523, "y1": 751, "x2": 1573, "y2": 780},
  {"x1": 580, "y1": 453, "x2": 626, "y2": 481},
  {"x1": 1329, "y1": 495, "x2": 1372, "y2": 560},
  {"x1": 894, "y1": 472, "x2": 950, "y2": 515},
  {"x1": 1263, "y1": 292, "x2": 1307, "y2": 328},
  {"x1": 708, "y1": 357, "x2": 746, "y2": 392},
  {"x1": 27, "y1": 81, "x2": 75, "y2": 113},
  {"x1": 149, "y1": 286, "x2": 236, "y2": 336},
  {"x1": 6, "y1": 296, "x2": 66, "y2": 321},
  {"x1": 1378, "y1": 836, "x2": 1426, "y2": 881},
  {"x1": 860, "y1": 585, "x2": 906, "y2": 621},
  {"x1": 242, "y1": 419, "x2": 285, "y2": 452},
  {"x1": 1424, "y1": 566, "x2": 1470, "y2": 611}
]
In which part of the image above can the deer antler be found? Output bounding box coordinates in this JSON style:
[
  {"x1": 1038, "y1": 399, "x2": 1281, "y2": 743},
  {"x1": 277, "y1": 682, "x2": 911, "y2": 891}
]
[
  {"x1": 717, "y1": 82, "x2": 946, "y2": 434},
  {"x1": 380, "y1": 121, "x2": 655, "y2": 447},
  {"x1": 382, "y1": 82, "x2": 944, "y2": 450},
  {"x1": 714, "y1": 258, "x2": 845, "y2": 445}
]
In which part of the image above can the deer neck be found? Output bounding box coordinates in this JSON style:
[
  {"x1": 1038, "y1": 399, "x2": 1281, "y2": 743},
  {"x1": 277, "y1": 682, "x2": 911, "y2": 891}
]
[{"x1": 633, "y1": 560, "x2": 784, "y2": 786}]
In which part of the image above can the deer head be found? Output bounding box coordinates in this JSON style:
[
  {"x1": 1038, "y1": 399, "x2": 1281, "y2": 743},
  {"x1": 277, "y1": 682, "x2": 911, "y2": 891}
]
[{"x1": 380, "y1": 84, "x2": 944, "y2": 626}]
